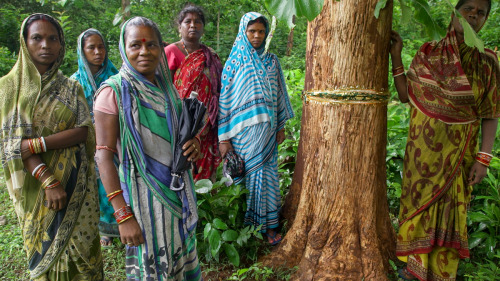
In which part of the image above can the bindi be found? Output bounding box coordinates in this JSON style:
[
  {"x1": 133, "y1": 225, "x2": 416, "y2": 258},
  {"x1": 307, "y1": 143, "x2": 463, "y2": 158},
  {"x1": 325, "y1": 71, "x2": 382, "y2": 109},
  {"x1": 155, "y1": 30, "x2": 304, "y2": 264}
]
[{"x1": 142, "y1": 38, "x2": 146, "y2": 42}]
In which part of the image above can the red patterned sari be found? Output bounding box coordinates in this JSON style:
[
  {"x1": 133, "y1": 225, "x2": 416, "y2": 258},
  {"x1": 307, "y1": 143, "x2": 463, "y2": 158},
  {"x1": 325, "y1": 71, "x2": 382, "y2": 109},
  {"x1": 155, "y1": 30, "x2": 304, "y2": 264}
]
[
  {"x1": 173, "y1": 45, "x2": 222, "y2": 180},
  {"x1": 397, "y1": 26, "x2": 499, "y2": 281}
]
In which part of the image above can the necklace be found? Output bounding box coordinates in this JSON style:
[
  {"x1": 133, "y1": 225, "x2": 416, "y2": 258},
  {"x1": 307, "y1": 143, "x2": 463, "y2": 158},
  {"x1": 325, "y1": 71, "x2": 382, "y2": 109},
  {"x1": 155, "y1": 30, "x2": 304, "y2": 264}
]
[{"x1": 181, "y1": 40, "x2": 190, "y2": 55}]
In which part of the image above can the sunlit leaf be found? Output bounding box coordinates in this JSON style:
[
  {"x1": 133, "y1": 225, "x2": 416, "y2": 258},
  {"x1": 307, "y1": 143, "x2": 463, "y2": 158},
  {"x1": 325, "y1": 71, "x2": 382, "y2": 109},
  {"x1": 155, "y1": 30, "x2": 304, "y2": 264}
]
[
  {"x1": 265, "y1": 0, "x2": 324, "y2": 29},
  {"x1": 399, "y1": 0, "x2": 412, "y2": 25},
  {"x1": 213, "y1": 218, "x2": 228, "y2": 230},
  {"x1": 458, "y1": 17, "x2": 485, "y2": 52},
  {"x1": 412, "y1": 0, "x2": 446, "y2": 40},
  {"x1": 221, "y1": 230, "x2": 239, "y2": 242}
]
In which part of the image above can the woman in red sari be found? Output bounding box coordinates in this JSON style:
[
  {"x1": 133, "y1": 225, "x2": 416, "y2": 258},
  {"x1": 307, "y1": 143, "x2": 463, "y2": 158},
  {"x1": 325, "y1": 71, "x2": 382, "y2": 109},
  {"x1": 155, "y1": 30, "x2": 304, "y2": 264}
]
[{"x1": 165, "y1": 4, "x2": 222, "y2": 181}]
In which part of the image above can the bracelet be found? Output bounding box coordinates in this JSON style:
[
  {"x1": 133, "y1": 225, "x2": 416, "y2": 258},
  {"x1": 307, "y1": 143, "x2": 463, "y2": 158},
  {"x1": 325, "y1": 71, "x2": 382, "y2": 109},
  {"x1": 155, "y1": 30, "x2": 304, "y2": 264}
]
[
  {"x1": 40, "y1": 137, "x2": 47, "y2": 152},
  {"x1": 117, "y1": 214, "x2": 134, "y2": 224},
  {"x1": 194, "y1": 135, "x2": 201, "y2": 145},
  {"x1": 40, "y1": 175, "x2": 57, "y2": 189},
  {"x1": 96, "y1": 145, "x2": 118, "y2": 153},
  {"x1": 475, "y1": 151, "x2": 493, "y2": 167},
  {"x1": 34, "y1": 165, "x2": 48, "y2": 180},
  {"x1": 114, "y1": 205, "x2": 134, "y2": 224},
  {"x1": 392, "y1": 65, "x2": 404, "y2": 72},
  {"x1": 108, "y1": 190, "x2": 123, "y2": 202},
  {"x1": 219, "y1": 140, "x2": 230, "y2": 144},
  {"x1": 107, "y1": 190, "x2": 123, "y2": 198},
  {"x1": 393, "y1": 71, "x2": 405, "y2": 78},
  {"x1": 32, "y1": 163, "x2": 46, "y2": 177},
  {"x1": 45, "y1": 180, "x2": 61, "y2": 190}
]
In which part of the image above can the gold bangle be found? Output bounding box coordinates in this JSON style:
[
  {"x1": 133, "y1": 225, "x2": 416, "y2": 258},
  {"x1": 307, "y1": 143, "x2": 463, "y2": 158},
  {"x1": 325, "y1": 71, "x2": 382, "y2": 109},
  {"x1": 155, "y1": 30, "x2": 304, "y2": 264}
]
[
  {"x1": 41, "y1": 175, "x2": 56, "y2": 189},
  {"x1": 107, "y1": 189, "x2": 123, "y2": 198}
]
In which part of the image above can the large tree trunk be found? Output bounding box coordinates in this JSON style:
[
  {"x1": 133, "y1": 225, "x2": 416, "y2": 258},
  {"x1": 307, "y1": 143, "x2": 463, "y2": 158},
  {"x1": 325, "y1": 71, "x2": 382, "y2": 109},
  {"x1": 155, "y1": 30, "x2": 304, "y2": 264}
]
[{"x1": 263, "y1": 0, "x2": 397, "y2": 279}]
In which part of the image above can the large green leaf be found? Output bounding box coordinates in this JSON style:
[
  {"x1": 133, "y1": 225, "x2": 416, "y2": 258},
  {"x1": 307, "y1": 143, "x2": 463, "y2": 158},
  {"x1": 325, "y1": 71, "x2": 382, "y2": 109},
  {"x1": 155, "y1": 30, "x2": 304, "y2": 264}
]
[
  {"x1": 399, "y1": 0, "x2": 412, "y2": 25},
  {"x1": 221, "y1": 229, "x2": 239, "y2": 242},
  {"x1": 458, "y1": 17, "x2": 485, "y2": 52},
  {"x1": 411, "y1": 0, "x2": 446, "y2": 40},
  {"x1": 374, "y1": 0, "x2": 388, "y2": 19},
  {"x1": 222, "y1": 244, "x2": 240, "y2": 266},
  {"x1": 213, "y1": 218, "x2": 228, "y2": 230},
  {"x1": 264, "y1": 0, "x2": 324, "y2": 29}
]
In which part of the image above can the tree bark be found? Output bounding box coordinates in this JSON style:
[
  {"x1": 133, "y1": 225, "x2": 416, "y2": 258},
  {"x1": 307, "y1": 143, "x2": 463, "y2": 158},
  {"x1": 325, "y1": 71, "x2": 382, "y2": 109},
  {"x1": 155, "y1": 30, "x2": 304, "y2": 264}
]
[{"x1": 264, "y1": 0, "x2": 397, "y2": 280}]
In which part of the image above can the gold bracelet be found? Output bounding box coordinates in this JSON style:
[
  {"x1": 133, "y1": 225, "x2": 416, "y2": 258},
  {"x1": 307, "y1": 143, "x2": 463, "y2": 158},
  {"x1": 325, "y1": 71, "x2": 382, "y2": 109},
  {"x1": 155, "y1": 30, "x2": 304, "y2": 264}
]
[{"x1": 40, "y1": 175, "x2": 56, "y2": 189}]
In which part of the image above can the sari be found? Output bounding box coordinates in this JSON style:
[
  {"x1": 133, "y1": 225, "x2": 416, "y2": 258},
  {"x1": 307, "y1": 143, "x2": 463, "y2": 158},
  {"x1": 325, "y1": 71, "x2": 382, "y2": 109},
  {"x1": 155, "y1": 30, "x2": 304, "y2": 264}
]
[
  {"x1": 96, "y1": 18, "x2": 201, "y2": 281},
  {"x1": 218, "y1": 12, "x2": 294, "y2": 232},
  {"x1": 0, "y1": 14, "x2": 102, "y2": 280},
  {"x1": 171, "y1": 44, "x2": 222, "y2": 180},
  {"x1": 397, "y1": 25, "x2": 499, "y2": 281},
  {"x1": 71, "y1": 28, "x2": 120, "y2": 238}
]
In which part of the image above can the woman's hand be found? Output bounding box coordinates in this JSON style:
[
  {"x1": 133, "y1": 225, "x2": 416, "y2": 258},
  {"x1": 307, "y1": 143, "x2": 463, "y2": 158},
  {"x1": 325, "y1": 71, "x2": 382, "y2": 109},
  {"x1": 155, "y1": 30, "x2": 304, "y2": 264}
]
[
  {"x1": 44, "y1": 185, "x2": 67, "y2": 211},
  {"x1": 277, "y1": 129, "x2": 285, "y2": 145},
  {"x1": 468, "y1": 161, "x2": 488, "y2": 186},
  {"x1": 118, "y1": 217, "x2": 145, "y2": 247},
  {"x1": 219, "y1": 142, "x2": 234, "y2": 159},
  {"x1": 182, "y1": 137, "x2": 201, "y2": 162},
  {"x1": 21, "y1": 139, "x2": 32, "y2": 160},
  {"x1": 390, "y1": 30, "x2": 403, "y2": 58}
]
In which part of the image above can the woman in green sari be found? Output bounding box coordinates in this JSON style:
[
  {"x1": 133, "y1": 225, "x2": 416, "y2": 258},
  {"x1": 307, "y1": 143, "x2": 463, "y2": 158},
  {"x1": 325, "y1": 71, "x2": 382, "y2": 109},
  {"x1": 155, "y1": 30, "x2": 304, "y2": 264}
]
[
  {"x1": 390, "y1": 0, "x2": 498, "y2": 280},
  {"x1": 0, "y1": 14, "x2": 103, "y2": 280}
]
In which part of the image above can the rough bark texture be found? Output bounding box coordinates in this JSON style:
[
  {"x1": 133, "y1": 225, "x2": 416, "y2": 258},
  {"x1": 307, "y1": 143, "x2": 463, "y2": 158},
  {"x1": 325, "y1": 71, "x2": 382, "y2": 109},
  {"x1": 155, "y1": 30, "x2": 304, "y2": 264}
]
[{"x1": 264, "y1": 0, "x2": 397, "y2": 280}]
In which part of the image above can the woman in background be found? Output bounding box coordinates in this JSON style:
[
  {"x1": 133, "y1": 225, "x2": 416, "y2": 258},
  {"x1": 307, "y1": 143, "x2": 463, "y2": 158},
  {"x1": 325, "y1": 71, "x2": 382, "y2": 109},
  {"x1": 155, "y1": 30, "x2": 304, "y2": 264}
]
[
  {"x1": 71, "y1": 28, "x2": 119, "y2": 248},
  {"x1": 218, "y1": 12, "x2": 294, "y2": 245},
  {"x1": 165, "y1": 4, "x2": 222, "y2": 181}
]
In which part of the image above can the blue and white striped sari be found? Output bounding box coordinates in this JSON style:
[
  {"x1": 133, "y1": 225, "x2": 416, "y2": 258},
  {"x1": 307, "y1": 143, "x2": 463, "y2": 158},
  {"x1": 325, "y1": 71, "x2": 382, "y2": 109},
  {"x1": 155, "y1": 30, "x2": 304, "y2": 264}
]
[{"x1": 218, "y1": 12, "x2": 294, "y2": 232}]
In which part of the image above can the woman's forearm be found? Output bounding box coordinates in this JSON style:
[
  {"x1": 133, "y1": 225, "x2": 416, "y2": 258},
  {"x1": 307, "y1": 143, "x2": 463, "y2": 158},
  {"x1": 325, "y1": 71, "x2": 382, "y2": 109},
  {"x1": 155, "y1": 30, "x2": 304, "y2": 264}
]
[
  {"x1": 391, "y1": 55, "x2": 409, "y2": 103},
  {"x1": 45, "y1": 127, "x2": 88, "y2": 150},
  {"x1": 480, "y1": 118, "x2": 498, "y2": 153}
]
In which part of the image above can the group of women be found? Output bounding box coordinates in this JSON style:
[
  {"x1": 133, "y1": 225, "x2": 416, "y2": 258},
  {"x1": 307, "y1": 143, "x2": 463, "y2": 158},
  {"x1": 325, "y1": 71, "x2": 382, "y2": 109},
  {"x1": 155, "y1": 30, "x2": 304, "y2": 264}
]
[
  {"x1": 0, "y1": 4, "x2": 293, "y2": 281},
  {"x1": 0, "y1": 0, "x2": 497, "y2": 280}
]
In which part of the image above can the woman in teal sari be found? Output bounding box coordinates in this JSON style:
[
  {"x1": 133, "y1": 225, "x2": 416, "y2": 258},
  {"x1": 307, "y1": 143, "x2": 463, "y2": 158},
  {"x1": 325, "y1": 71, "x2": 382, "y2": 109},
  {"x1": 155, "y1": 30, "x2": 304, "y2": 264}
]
[
  {"x1": 94, "y1": 17, "x2": 202, "y2": 280},
  {"x1": 71, "y1": 28, "x2": 119, "y2": 247},
  {"x1": 0, "y1": 14, "x2": 102, "y2": 280}
]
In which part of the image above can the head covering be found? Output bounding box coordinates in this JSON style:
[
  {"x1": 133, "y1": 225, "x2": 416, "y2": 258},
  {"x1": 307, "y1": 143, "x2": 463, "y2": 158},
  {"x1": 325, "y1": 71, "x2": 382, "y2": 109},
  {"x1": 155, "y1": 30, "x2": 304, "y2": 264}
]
[
  {"x1": 0, "y1": 14, "x2": 65, "y2": 208},
  {"x1": 218, "y1": 12, "x2": 293, "y2": 140},
  {"x1": 71, "y1": 28, "x2": 118, "y2": 113},
  {"x1": 101, "y1": 16, "x2": 197, "y2": 238}
]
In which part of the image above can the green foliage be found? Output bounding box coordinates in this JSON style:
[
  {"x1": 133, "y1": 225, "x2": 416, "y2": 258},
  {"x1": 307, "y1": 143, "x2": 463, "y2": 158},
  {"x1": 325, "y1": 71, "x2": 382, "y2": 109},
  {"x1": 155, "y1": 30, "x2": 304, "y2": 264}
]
[
  {"x1": 228, "y1": 262, "x2": 297, "y2": 280},
  {"x1": 264, "y1": 0, "x2": 324, "y2": 29},
  {"x1": 0, "y1": 47, "x2": 18, "y2": 77},
  {"x1": 195, "y1": 177, "x2": 263, "y2": 266}
]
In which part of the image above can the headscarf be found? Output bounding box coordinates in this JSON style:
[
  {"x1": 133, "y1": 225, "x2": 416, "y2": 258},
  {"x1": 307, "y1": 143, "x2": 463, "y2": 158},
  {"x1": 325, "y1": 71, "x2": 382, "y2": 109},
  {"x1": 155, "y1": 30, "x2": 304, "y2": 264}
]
[
  {"x1": 0, "y1": 14, "x2": 65, "y2": 211},
  {"x1": 102, "y1": 17, "x2": 198, "y2": 238},
  {"x1": 218, "y1": 12, "x2": 293, "y2": 140},
  {"x1": 71, "y1": 28, "x2": 118, "y2": 114},
  {"x1": 407, "y1": 24, "x2": 499, "y2": 123}
]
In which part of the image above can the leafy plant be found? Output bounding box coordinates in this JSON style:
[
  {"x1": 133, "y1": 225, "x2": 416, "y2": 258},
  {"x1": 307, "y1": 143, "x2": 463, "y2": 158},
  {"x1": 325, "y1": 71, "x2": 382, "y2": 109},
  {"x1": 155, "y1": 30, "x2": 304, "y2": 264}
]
[
  {"x1": 195, "y1": 177, "x2": 263, "y2": 266},
  {"x1": 228, "y1": 262, "x2": 297, "y2": 280}
]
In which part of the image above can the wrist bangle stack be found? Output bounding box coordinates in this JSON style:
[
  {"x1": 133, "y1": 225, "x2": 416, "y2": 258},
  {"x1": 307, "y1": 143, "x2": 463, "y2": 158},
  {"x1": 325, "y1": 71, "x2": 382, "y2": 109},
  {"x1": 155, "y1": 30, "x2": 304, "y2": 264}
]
[
  {"x1": 41, "y1": 175, "x2": 60, "y2": 189},
  {"x1": 96, "y1": 145, "x2": 118, "y2": 153},
  {"x1": 107, "y1": 190, "x2": 124, "y2": 202},
  {"x1": 476, "y1": 151, "x2": 493, "y2": 167},
  {"x1": 392, "y1": 65, "x2": 405, "y2": 78},
  {"x1": 32, "y1": 163, "x2": 48, "y2": 180},
  {"x1": 114, "y1": 205, "x2": 134, "y2": 224},
  {"x1": 28, "y1": 137, "x2": 47, "y2": 154}
]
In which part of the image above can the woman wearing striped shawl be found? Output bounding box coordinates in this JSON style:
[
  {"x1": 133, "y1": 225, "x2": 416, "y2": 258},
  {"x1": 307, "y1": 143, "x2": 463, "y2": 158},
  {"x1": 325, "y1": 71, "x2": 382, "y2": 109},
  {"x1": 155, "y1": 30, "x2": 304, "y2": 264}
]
[
  {"x1": 70, "y1": 28, "x2": 120, "y2": 246},
  {"x1": 94, "y1": 17, "x2": 202, "y2": 280},
  {"x1": 218, "y1": 12, "x2": 294, "y2": 245}
]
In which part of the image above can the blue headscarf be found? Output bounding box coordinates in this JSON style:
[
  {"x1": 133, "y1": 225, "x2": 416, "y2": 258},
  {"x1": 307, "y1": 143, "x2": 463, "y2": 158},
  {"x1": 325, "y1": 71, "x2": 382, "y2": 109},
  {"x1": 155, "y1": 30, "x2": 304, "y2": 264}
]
[
  {"x1": 218, "y1": 12, "x2": 293, "y2": 140},
  {"x1": 71, "y1": 28, "x2": 118, "y2": 114}
]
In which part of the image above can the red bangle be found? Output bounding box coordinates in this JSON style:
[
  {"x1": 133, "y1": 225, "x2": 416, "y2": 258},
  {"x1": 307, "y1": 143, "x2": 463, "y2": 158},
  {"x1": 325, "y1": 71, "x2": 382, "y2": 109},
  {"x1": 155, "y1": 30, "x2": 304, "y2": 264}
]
[
  {"x1": 114, "y1": 205, "x2": 134, "y2": 224},
  {"x1": 108, "y1": 190, "x2": 123, "y2": 202},
  {"x1": 96, "y1": 145, "x2": 118, "y2": 153}
]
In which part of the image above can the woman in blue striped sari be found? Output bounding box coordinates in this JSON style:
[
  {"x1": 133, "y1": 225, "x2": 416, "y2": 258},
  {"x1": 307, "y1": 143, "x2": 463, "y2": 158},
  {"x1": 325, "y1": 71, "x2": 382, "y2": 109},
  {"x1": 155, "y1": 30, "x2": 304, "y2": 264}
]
[
  {"x1": 93, "y1": 17, "x2": 202, "y2": 280},
  {"x1": 218, "y1": 12, "x2": 294, "y2": 245}
]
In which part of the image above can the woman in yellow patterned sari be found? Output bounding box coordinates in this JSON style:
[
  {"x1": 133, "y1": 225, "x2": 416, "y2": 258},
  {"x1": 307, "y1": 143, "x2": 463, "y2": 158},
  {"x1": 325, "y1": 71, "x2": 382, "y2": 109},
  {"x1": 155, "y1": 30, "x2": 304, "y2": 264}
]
[
  {"x1": 390, "y1": 0, "x2": 498, "y2": 280},
  {"x1": 0, "y1": 14, "x2": 103, "y2": 280}
]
